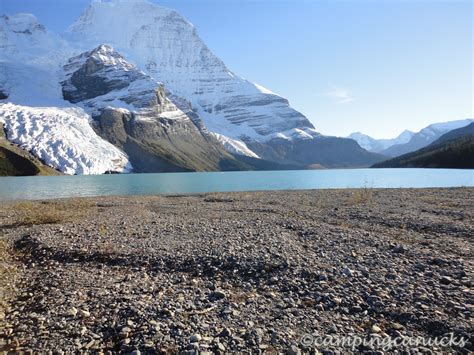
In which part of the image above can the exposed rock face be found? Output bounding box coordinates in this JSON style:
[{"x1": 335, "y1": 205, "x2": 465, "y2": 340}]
[
  {"x1": 62, "y1": 45, "x2": 174, "y2": 114},
  {"x1": 61, "y1": 45, "x2": 245, "y2": 172},
  {"x1": 94, "y1": 108, "x2": 245, "y2": 172}
]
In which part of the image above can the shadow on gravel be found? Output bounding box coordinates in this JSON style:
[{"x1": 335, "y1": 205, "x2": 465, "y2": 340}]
[
  {"x1": 347, "y1": 211, "x2": 472, "y2": 237},
  {"x1": 14, "y1": 235, "x2": 290, "y2": 281}
]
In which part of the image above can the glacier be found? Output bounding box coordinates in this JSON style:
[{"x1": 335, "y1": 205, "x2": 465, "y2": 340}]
[{"x1": 0, "y1": 103, "x2": 131, "y2": 175}]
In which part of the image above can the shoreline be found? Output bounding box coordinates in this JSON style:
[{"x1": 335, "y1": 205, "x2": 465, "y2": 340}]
[{"x1": 1, "y1": 188, "x2": 473, "y2": 352}]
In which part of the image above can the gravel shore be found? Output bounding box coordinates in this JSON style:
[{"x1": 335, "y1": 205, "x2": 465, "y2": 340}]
[{"x1": 0, "y1": 188, "x2": 472, "y2": 353}]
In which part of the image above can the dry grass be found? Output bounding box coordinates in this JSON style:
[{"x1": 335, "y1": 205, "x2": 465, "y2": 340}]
[
  {"x1": 11, "y1": 199, "x2": 96, "y2": 226},
  {"x1": 97, "y1": 224, "x2": 118, "y2": 256},
  {"x1": 0, "y1": 238, "x2": 18, "y2": 328},
  {"x1": 348, "y1": 187, "x2": 373, "y2": 205}
]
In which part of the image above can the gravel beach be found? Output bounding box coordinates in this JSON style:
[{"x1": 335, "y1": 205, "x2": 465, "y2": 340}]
[{"x1": 0, "y1": 188, "x2": 472, "y2": 353}]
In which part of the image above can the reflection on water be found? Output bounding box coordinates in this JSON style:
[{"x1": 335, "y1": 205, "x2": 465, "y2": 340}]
[{"x1": 0, "y1": 169, "x2": 472, "y2": 200}]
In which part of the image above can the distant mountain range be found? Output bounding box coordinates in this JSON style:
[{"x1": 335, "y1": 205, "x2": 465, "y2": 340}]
[
  {"x1": 373, "y1": 123, "x2": 474, "y2": 169},
  {"x1": 349, "y1": 119, "x2": 473, "y2": 157},
  {"x1": 0, "y1": 0, "x2": 383, "y2": 175},
  {"x1": 348, "y1": 130, "x2": 415, "y2": 153}
]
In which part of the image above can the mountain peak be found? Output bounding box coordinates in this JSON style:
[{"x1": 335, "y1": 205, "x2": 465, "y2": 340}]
[
  {"x1": 93, "y1": 43, "x2": 114, "y2": 53},
  {"x1": 0, "y1": 13, "x2": 45, "y2": 34}
]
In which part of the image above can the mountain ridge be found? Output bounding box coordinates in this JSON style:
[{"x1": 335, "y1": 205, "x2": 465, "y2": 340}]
[
  {"x1": 349, "y1": 119, "x2": 473, "y2": 157},
  {"x1": 372, "y1": 123, "x2": 474, "y2": 169},
  {"x1": 348, "y1": 130, "x2": 414, "y2": 153}
]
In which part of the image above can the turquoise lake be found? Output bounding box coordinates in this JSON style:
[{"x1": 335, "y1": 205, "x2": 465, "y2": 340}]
[{"x1": 0, "y1": 168, "x2": 472, "y2": 200}]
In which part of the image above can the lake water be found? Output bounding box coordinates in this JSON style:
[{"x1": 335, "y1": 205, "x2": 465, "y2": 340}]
[{"x1": 0, "y1": 168, "x2": 472, "y2": 200}]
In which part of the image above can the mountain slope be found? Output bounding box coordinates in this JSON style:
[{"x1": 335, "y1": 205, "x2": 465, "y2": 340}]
[
  {"x1": 0, "y1": 104, "x2": 132, "y2": 174},
  {"x1": 432, "y1": 122, "x2": 474, "y2": 145},
  {"x1": 247, "y1": 136, "x2": 387, "y2": 168},
  {"x1": 373, "y1": 123, "x2": 474, "y2": 169},
  {"x1": 60, "y1": 45, "x2": 248, "y2": 172},
  {"x1": 380, "y1": 119, "x2": 473, "y2": 157}
]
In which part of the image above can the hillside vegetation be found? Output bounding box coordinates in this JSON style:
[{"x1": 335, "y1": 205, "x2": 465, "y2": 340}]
[{"x1": 373, "y1": 125, "x2": 474, "y2": 169}]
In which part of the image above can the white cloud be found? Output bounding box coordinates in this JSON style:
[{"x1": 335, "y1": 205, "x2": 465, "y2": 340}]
[{"x1": 326, "y1": 86, "x2": 354, "y2": 104}]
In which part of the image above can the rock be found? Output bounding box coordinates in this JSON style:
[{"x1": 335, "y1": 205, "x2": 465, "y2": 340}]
[
  {"x1": 68, "y1": 307, "x2": 78, "y2": 317},
  {"x1": 440, "y1": 276, "x2": 453, "y2": 284},
  {"x1": 190, "y1": 334, "x2": 202, "y2": 343},
  {"x1": 1, "y1": 189, "x2": 471, "y2": 353},
  {"x1": 342, "y1": 267, "x2": 354, "y2": 277},
  {"x1": 209, "y1": 290, "x2": 226, "y2": 301},
  {"x1": 79, "y1": 309, "x2": 91, "y2": 318},
  {"x1": 219, "y1": 327, "x2": 232, "y2": 338},
  {"x1": 84, "y1": 339, "x2": 95, "y2": 349},
  {"x1": 371, "y1": 325, "x2": 382, "y2": 333},
  {"x1": 390, "y1": 322, "x2": 405, "y2": 331},
  {"x1": 392, "y1": 245, "x2": 406, "y2": 253}
]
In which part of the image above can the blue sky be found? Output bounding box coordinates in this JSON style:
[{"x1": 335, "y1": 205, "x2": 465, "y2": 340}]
[{"x1": 1, "y1": 0, "x2": 472, "y2": 138}]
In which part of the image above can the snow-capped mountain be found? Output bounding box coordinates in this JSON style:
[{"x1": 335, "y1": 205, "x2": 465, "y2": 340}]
[
  {"x1": 0, "y1": 14, "x2": 72, "y2": 105},
  {"x1": 349, "y1": 119, "x2": 474, "y2": 157},
  {"x1": 66, "y1": 0, "x2": 319, "y2": 146},
  {"x1": 381, "y1": 119, "x2": 474, "y2": 157},
  {"x1": 0, "y1": 0, "x2": 386, "y2": 175},
  {"x1": 348, "y1": 130, "x2": 414, "y2": 153}
]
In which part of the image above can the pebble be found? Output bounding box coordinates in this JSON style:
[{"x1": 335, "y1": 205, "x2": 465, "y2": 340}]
[
  {"x1": 209, "y1": 290, "x2": 226, "y2": 300},
  {"x1": 440, "y1": 276, "x2": 453, "y2": 284},
  {"x1": 342, "y1": 267, "x2": 354, "y2": 277},
  {"x1": 68, "y1": 307, "x2": 78, "y2": 317},
  {"x1": 79, "y1": 310, "x2": 90, "y2": 318},
  {"x1": 371, "y1": 325, "x2": 382, "y2": 333},
  {"x1": 190, "y1": 334, "x2": 202, "y2": 343}
]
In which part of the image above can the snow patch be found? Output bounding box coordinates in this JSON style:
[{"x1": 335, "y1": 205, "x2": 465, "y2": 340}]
[{"x1": 210, "y1": 133, "x2": 259, "y2": 158}]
